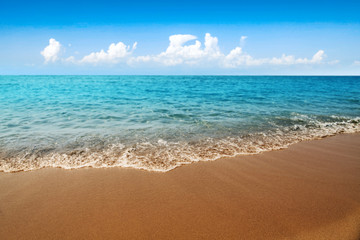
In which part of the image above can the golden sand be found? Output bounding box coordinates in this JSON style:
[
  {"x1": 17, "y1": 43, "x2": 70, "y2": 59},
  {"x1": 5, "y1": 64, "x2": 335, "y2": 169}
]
[{"x1": 0, "y1": 133, "x2": 359, "y2": 239}]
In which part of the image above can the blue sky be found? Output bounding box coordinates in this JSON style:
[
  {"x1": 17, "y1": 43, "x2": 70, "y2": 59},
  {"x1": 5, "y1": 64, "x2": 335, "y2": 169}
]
[{"x1": 1, "y1": 0, "x2": 360, "y2": 74}]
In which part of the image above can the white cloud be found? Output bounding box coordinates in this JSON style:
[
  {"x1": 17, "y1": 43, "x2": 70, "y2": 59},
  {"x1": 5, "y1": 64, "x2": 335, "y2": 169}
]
[
  {"x1": 41, "y1": 38, "x2": 61, "y2": 63},
  {"x1": 270, "y1": 50, "x2": 325, "y2": 65},
  {"x1": 223, "y1": 49, "x2": 327, "y2": 68},
  {"x1": 223, "y1": 47, "x2": 264, "y2": 67},
  {"x1": 64, "y1": 56, "x2": 75, "y2": 63},
  {"x1": 353, "y1": 60, "x2": 360, "y2": 66},
  {"x1": 311, "y1": 50, "x2": 325, "y2": 63},
  {"x1": 131, "y1": 33, "x2": 329, "y2": 68},
  {"x1": 240, "y1": 36, "x2": 248, "y2": 46},
  {"x1": 40, "y1": 33, "x2": 335, "y2": 69},
  {"x1": 80, "y1": 41, "x2": 137, "y2": 64},
  {"x1": 132, "y1": 33, "x2": 223, "y2": 66}
]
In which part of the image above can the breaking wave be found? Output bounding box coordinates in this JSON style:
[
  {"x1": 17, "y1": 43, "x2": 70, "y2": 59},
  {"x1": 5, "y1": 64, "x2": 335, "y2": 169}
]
[{"x1": 1, "y1": 117, "x2": 359, "y2": 173}]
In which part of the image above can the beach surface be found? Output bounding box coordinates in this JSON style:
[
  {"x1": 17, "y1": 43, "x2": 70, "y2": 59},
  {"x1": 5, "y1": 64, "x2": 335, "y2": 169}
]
[{"x1": 0, "y1": 133, "x2": 360, "y2": 240}]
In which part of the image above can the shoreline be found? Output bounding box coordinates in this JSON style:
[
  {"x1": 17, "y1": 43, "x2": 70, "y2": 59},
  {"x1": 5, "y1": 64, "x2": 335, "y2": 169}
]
[
  {"x1": 2, "y1": 123, "x2": 360, "y2": 173},
  {"x1": 1, "y1": 133, "x2": 360, "y2": 239}
]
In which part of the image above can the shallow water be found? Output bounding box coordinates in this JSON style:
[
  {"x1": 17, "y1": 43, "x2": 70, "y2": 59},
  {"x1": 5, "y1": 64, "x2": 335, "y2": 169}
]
[{"x1": 0, "y1": 75, "x2": 359, "y2": 172}]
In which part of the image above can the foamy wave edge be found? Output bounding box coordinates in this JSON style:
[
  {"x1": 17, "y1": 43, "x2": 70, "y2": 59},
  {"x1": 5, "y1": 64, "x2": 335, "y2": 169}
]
[{"x1": 1, "y1": 118, "x2": 359, "y2": 173}]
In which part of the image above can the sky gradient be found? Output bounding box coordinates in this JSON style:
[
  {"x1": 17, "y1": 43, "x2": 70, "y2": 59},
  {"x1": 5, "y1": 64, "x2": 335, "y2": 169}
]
[{"x1": 1, "y1": 0, "x2": 360, "y2": 74}]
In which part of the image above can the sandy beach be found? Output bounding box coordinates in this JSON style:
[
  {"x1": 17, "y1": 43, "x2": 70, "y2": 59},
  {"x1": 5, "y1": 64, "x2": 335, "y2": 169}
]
[{"x1": 0, "y1": 133, "x2": 359, "y2": 240}]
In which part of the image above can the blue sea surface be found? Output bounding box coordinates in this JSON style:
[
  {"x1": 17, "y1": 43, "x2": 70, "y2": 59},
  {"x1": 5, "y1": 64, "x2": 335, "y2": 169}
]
[{"x1": 0, "y1": 76, "x2": 359, "y2": 172}]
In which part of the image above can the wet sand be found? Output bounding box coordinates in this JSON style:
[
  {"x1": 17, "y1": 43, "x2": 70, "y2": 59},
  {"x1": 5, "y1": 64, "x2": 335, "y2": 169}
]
[{"x1": 0, "y1": 133, "x2": 360, "y2": 240}]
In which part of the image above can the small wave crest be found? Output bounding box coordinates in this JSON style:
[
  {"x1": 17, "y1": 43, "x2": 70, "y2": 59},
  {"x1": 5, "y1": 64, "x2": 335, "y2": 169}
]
[{"x1": 0, "y1": 117, "x2": 359, "y2": 173}]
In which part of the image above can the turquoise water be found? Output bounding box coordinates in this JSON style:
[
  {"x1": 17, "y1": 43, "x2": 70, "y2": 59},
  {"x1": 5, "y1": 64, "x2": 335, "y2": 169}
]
[{"x1": 0, "y1": 75, "x2": 359, "y2": 172}]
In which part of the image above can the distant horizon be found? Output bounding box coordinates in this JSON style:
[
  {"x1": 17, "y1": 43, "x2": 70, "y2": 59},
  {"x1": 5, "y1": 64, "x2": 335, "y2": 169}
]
[{"x1": 1, "y1": 74, "x2": 360, "y2": 77}]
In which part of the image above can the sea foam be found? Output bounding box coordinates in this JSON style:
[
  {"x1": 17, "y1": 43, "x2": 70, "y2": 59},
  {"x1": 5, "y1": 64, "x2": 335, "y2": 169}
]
[{"x1": 1, "y1": 117, "x2": 358, "y2": 173}]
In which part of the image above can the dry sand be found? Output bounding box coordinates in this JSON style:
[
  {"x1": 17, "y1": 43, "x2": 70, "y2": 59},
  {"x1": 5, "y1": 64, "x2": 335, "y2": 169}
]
[{"x1": 0, "y1": 133, "x2": 360, "y2": 240}]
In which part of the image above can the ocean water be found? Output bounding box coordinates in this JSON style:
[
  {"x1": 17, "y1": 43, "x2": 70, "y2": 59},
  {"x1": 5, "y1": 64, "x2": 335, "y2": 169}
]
[{"x1": 0, "y1": 75, "x2": 359, "y2": 172}]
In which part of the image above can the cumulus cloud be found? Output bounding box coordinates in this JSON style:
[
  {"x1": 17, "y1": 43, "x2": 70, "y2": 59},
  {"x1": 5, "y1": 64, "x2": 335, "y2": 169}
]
[
  {"x1": 41, "y1": 33, "x2": 334, "y2": 69},
  {"x1": 223, "y1": 47, "x2": 264, "y2": 67},
  {"x1": 80, "y1": 41, "x2": 137, "y2": 64},
  {"x1": 156, "y1": 33, "x2": 222, "y2": 65},
  {"x1": 271, "y1": 50, "x2": 325, "y2": 65},
  {"x1": 131, "y1": 33, "x2": 329, "y2": 68},
  {"x1": 223, "y1": 49, "x2": 326, "y2": 68},
  {"x1": 41, "y1": 38, "x2": 61, "y2": 63},
  {"x1": 131, "y1": 33, "x2": 223, "y2": 66}
]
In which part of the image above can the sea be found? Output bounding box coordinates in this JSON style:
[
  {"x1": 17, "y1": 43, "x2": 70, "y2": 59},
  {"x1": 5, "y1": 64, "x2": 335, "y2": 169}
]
[{"x1": 0, "y1": 75, "x2": 359, "y2": 172}]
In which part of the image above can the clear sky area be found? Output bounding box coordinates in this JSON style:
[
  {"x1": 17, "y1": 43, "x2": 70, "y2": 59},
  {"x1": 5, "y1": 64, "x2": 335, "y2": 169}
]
[{"x1": 1, "y1": 0, "x2": 359, "y2": 74}]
